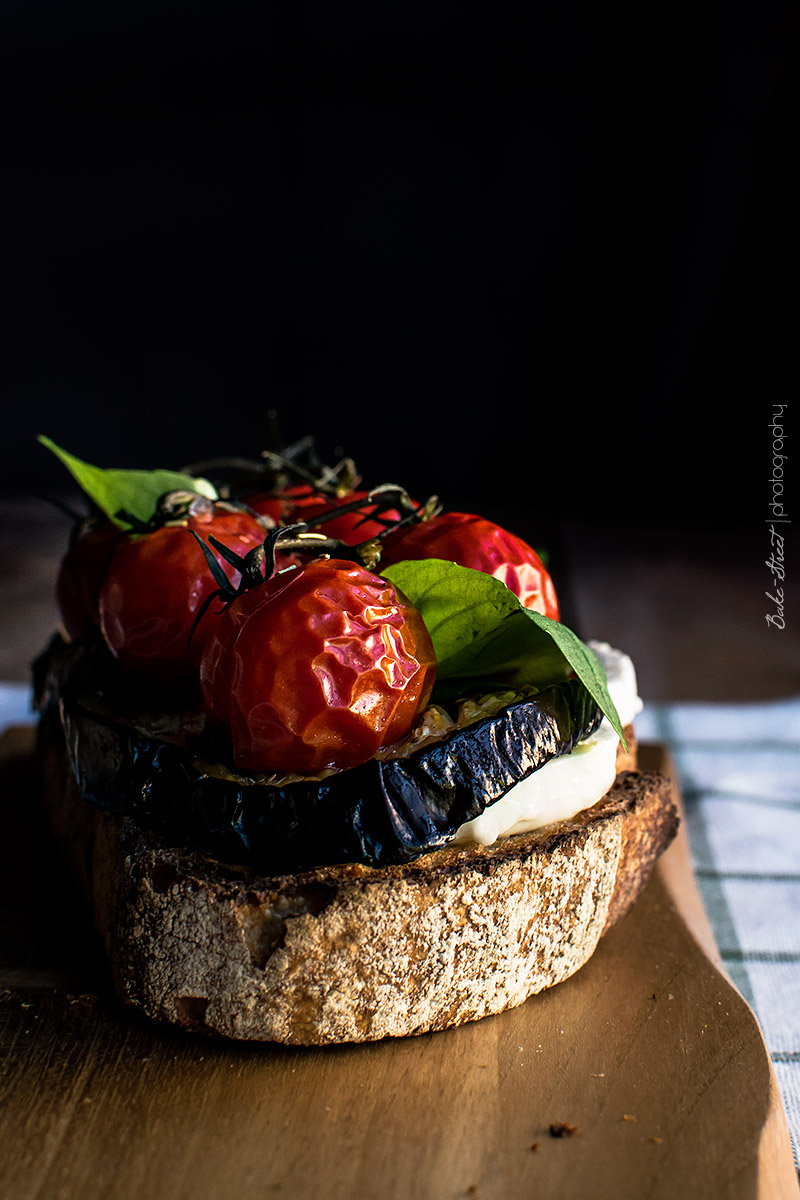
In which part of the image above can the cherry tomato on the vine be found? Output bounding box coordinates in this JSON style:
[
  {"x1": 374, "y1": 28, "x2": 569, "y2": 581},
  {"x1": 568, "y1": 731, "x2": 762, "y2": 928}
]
[
  {"x1": 56, "y1": 518, "x2": 123, "y2": 641},
  {"x1": 244, "y1": 483, "x2": 311, "y2": 525},
  {"x1": 199, "y1": 558, "x2": 437, "y2": 773},
  {"x1": 245, "y1": 485, "x2": 403, "y2": 545},
  {"x1": 379, "y1": 511, "x2": 560, "y2": 619},
  {"x1": 287, "y1": 489, "x2": 404, "y2": 544},
  {"x1": 98, "y1": 506, "x2": 267, "y2": 678}
]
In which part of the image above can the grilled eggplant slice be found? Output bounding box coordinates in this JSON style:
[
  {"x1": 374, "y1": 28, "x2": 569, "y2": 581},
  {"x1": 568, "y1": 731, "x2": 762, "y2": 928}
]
[{"x1": 36, "y1": 635, "x2": 602, "y2": 873}]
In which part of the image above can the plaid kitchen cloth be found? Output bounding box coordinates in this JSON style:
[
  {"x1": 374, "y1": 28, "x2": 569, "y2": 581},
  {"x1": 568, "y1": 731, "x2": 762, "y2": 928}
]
[
  {"x1": 2, "y1": 683, "x2": 798, "y2": 1170},
  {"x1": 636, "y1": 696, "x2": 800, "y2": 1174}
]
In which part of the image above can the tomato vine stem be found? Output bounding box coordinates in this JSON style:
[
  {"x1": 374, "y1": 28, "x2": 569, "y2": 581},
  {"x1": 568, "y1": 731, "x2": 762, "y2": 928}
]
[{"x1": 185, "y1": 485, "x2": 441, "y2": 651}]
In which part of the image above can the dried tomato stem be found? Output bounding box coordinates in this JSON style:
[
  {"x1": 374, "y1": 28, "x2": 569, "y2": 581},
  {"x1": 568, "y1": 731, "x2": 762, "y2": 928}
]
[
  {"x1": 189, "y1": 487, "x2": 442, "y2": 631},
  {"x1": 298, "y1": 485, "x2": 436, "y2": 534},
  {"x1": 260, "y1": 449, "x2": 359, "y2": 498}
]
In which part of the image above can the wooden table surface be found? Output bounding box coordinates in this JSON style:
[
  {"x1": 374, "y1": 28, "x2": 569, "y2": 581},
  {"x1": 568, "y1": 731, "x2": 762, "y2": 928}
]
[{"x1": 1, "y1": 495, "x2": 798, "y2": 1199}]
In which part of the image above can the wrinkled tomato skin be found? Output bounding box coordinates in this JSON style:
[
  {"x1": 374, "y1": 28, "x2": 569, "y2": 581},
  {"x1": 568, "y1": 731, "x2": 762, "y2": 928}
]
[
  {"x1": 98, "y1": 508, "x2": 266, "y2": 678},
  {"x1": 200, "y1": 559, "x2": 437, "y2": 773},
  {"x1": 245, "y1": 486, "x2": 402, "y2": 545},
  {"x1": 56, "y1": 519, "x2": 123, "y2": 641},
  {"x1": 379, "y1": 512, "x2": 560, "y2": 619}
]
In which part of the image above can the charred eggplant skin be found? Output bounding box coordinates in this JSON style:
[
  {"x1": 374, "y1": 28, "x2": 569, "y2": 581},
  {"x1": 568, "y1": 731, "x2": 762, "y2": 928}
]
[{"x1": 36, "y1": 637, "x2": 602, "y2": 872}]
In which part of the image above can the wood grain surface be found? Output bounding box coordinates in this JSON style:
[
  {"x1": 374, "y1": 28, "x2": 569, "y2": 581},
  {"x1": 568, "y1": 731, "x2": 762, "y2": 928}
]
[{"x1": 1, "y1": 728, "x2": 797, "y2": 1200}]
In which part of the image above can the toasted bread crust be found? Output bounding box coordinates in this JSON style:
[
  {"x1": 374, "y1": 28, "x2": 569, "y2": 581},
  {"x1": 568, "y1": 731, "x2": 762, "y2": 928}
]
[{"x1": 38, "y1": 710, "x2": 677, "y2": 1045}]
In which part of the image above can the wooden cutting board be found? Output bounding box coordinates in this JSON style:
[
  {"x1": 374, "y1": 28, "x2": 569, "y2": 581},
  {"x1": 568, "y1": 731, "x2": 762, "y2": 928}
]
[{"x1": 0, "y1": 729, "x2": 797, "y2": 1200}]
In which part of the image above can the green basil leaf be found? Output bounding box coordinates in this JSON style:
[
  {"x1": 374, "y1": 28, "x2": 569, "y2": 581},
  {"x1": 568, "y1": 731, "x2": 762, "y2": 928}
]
[
  {"x1": 382, "y1": 558, "x2": 626, "y2": 745},
  {"x1": 520, "y1": 609, "x2": 627, "y2": 746},
  {"x1": 39, "y1": 436, "x2": 218, "y2": 529}
]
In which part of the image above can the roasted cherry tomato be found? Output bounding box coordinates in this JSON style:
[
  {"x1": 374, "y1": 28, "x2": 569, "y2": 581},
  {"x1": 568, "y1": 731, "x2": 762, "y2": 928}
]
[
  {"x1": 378, "y1": 511, "x2": 560, "y2": 618},
  {"x1": 98, "y1": 506, "x2": 267, "y2": 678},
  {"x1": 287, "y1": 489, "x2": 404, "y2": 544},
  {"x1": 200, "y1": 558, "x2": 437, "y2": 773},
  {"x1": 56, "y1": 518, "x2": 123, "y2": 641},
  {"x1": 243, "y1": 483, "x2": 312, "y2": 525},
  {"x1": 245, "y1": 485, "x2": 403, "y2": 545}
]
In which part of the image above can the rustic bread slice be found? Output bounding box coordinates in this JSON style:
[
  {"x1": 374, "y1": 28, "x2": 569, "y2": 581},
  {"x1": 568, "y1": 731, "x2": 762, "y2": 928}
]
[{"x1": 38, "y1": 709, "x2": 677, "y2": 1046}]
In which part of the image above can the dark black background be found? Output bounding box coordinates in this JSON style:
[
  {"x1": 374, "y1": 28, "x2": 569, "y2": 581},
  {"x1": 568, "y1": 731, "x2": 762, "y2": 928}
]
[{"x1": 1, "y1": 1, "x2": 796, "y2": 525}]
